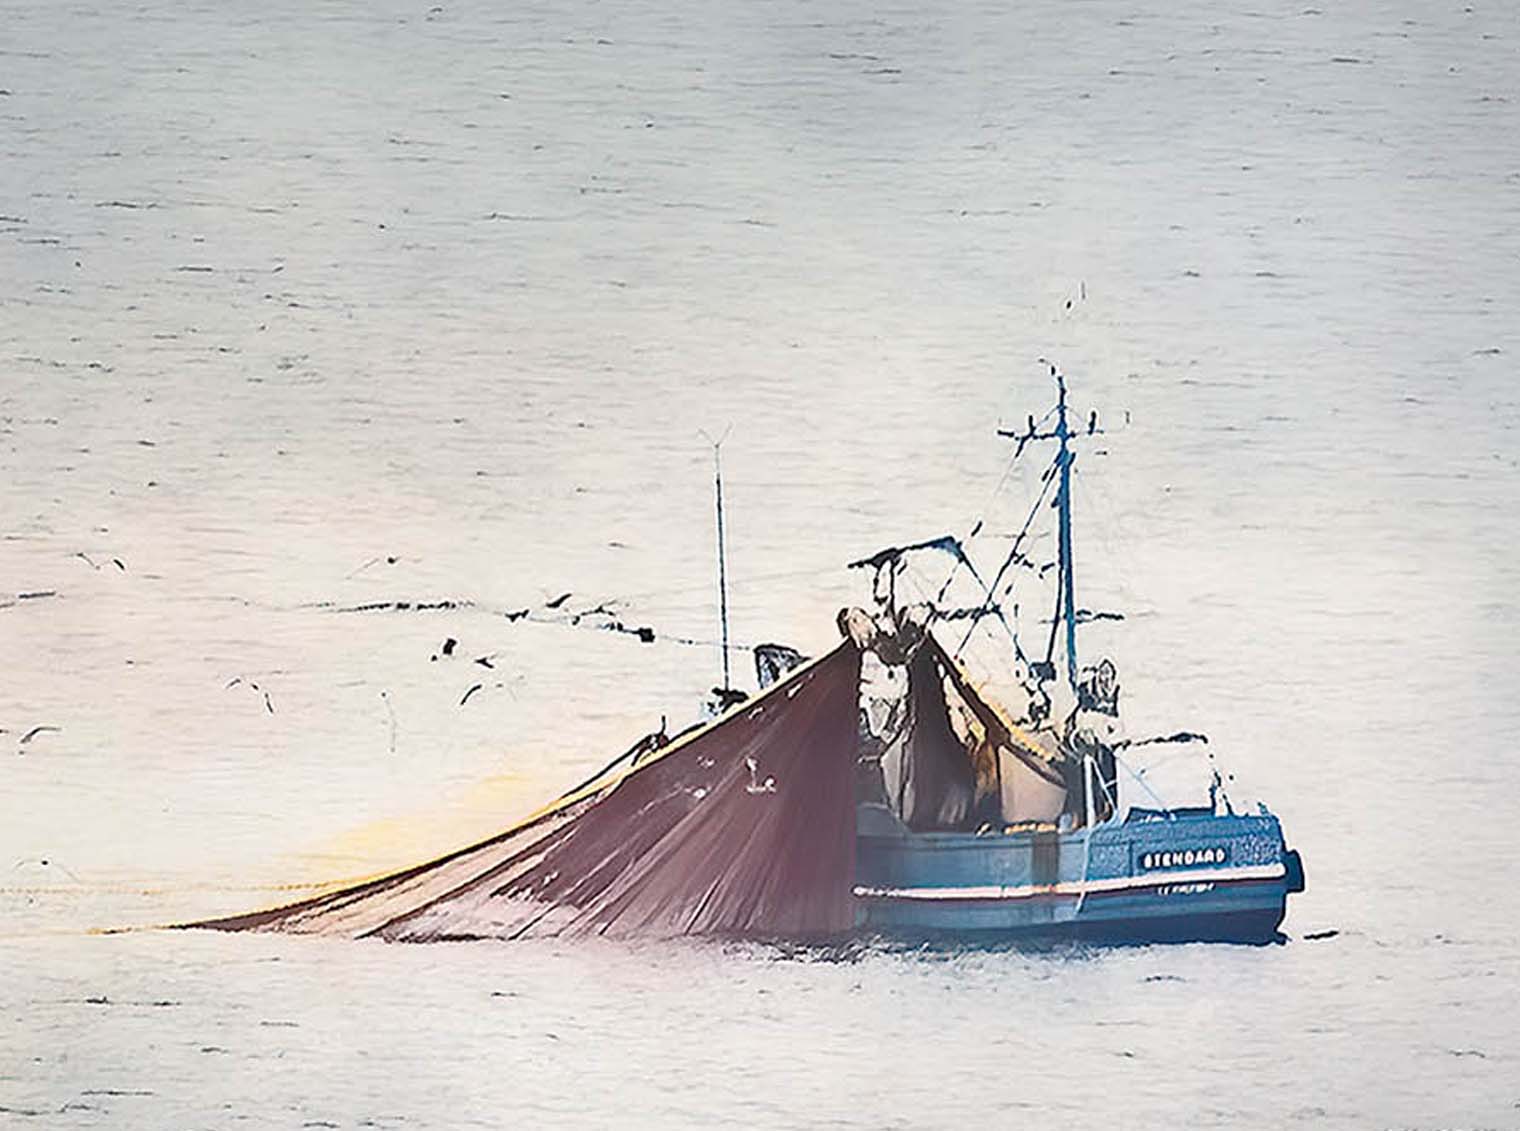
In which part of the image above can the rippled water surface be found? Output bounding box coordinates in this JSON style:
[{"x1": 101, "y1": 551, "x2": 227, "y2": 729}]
[{"x1": 3, "y1": 0, "x2": 1518, "y2": 1126}]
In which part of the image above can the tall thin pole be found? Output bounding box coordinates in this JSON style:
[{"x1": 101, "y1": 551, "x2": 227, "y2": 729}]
[
  {"x1": 1052, "y1": 371, "x2": 1094, "y2": 829},
  {"x1": 712, "y1": 441, "x2": 732, "y2": 692},
  {"x1": 1054, "y1": 372, "x2": 1078, "y2": 691}
]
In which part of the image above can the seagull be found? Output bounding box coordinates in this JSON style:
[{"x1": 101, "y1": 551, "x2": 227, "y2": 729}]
[
  {"x1": 345, "y1": 555, "x2": 400, "y2": 579},
  {"x1": 19, "y1": 725, "x2": 60, "y2": 745},
  {"x1": 744, "y1": 756, "x2": 776, "y2": 794},
  {"x1": 544, "y1": 592, "x2": 572, "y2": 610},
  {"x1": 572, "y1": 601, "x2": 620, "y2": 625},
  {"x1": 75, "y1": 552, "x2": 125, "y2": 571},
  {"x1": 12, "y1": 856, "x2": 82, "y2": 881},
  {"x1": 225, "y1": 678, "x2": 275, "y2": 714},
  {"x1": 460, "y1": 677, "x2": 519, "y2": 707}
]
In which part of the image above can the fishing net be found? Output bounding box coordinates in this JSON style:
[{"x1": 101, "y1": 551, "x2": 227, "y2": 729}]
[{"x1": 190, "y1": 642, "x2": 863, "y2": 941}]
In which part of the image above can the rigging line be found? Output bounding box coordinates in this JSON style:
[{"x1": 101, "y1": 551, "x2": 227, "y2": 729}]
[
  {"x1": 1074, "y1": 827, "x2": 1094, "y2": 916},
  {"x1": 660, "y1": 630, "x2": 759, "y2": 652},
  {"x1": 970, "y1": 410, "x2": 1050, "y2": 531},
  {"x1": 604, "y1": 563, "x2": 839, "y2": 604},
  {"x1": 552, "y1": 726, "x2": 668, "y2": 803},
  {"x1": 969, "y1": 570, "x2": 1029, "y2": 668},
  {"x1": 1132, "y1": 747, "x2": 1196, "y2": 778},
  {"x1": 952, "y1": 453, "x2": 1060, "y2": 659},
  {"x1": 893, "y1": 691, "x2": 918, "y2": 818},
  {"x1": 467, "y1": 600, "x2": 761, "y2": 653},
  {"x1": 934, "y1": 404, "x2": 1058, "y2": 603},
  {"x1": 1000, "y1": 465, "x2": 1060, "y2": 595},
  {"x1": 1076, "y1": 751, "x2": 1121, "y2": 915},
  {"x1": 1068, "y1": 463, "x2": 1140, "y2": 605},
  {"x1": 901, "y1": 546, "x2": 1026, "y2": 664},
  {"x1": 1042, "y1": 555, "x2": 1063, "y2": 667},
  {"x1": 1113, "y1": 748, "x2": 1173, "y2": 814}
]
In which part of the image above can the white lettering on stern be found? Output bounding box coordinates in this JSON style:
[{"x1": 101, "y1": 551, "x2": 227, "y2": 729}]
[{"x1": 1139, "y1": 845, "x2": 1229, "y2": 871}]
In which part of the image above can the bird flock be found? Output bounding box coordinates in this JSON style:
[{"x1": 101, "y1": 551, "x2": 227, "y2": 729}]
[{"x1": 7, "y1": 549, "x2": 669, "y2": 767}]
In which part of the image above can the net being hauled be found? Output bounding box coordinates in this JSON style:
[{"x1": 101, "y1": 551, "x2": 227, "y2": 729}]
[{"x1": 188, "y1": 642, "x2": 863, "y2": 942}]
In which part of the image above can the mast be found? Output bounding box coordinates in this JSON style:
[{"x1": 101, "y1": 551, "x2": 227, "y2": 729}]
[
  {"x1": 1054, "y1": 372, "x2": 1079, "y2": 691},
  {"x1": 989, "y1": 365, "x2": 1099, "y2": 825},
  {"x1": 1048, "y1": 372, "x2": 1093, "y2": 828},
  {"x1": 712, "y1": 439, "x2": 732, "y2": 693}
]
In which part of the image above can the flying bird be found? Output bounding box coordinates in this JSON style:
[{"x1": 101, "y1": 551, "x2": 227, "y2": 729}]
[
  {"x1": 460, "y1": 678, "x2": 519, "y2": 706},
  {"x1": 19, "y1": 725, "x2": 60, "y2": 746},
  {"x1": 544, "y1": 592, "x2": 572, "y2": 610},
  {"x1": 225, "y1": 678, "x2": 275, "y2": 714},
  {"x1": 346, "y1": 555, "x2": 401, "y2": 579},
  {"x1": 74, "y1": 552, "x2": 126, "y2": 572},
  {"x1": 11, "y1": 856, "x2": 82, "y2": 881},
  {"x1": 572, "y1": 601, "x2": 620, "y2": 625}
]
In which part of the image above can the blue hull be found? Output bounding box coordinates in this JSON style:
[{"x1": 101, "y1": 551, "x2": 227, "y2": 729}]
[{"x1": 854, "y1": 807, "x2": 1303, "y2": 944}]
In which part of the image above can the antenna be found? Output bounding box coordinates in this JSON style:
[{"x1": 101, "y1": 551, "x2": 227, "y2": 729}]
[
  {"x1": 995, "y1": 362, "x2": 1101, "y2": 693},
  {"x1": 701, "y1": 428, "x2": 734, "y2": 692}
]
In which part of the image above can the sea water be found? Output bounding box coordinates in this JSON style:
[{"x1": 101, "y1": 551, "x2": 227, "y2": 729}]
[{"x1": 2, "y1": 0, "x2": 1517, "y2": 1126}]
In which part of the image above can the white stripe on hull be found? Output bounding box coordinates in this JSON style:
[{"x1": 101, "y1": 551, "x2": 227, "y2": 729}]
[{"x1": 853, "y1": 862, "x2": 1286, "y2": 903}]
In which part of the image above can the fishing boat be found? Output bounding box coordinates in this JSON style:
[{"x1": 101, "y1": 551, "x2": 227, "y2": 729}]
[
  {"x1": 835, "y1": 371, "x2": 1306, "y2": 944},
  {"x1": 191, "y1": 369, "x2": 1303, "y2": 947}
]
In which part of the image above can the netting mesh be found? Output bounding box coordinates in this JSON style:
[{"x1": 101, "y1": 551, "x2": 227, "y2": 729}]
[{"x1": 190, "y1": 643, "x2": 863, "y2": 942}]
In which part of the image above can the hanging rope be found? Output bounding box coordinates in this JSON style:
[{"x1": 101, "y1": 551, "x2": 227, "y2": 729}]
[{"x1": 953, "y1": 452, "x2": 1060, "y2": 659}]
